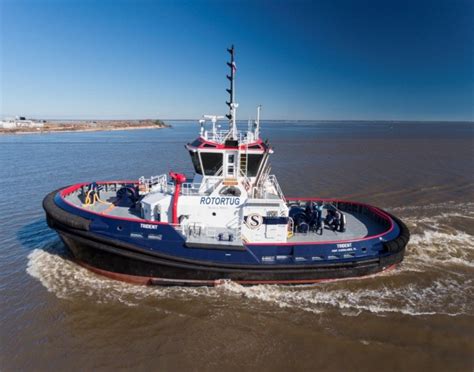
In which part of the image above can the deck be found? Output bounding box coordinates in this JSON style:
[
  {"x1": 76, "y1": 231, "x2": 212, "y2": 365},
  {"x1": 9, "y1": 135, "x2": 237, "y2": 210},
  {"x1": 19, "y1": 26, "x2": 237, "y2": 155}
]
[
  {"x1": 288, "y1": 212, "x2": 386, "y2": 243},
  {"x1": 64, "y1": 189, "x2": 142, "y2": 219},
  {"x1": 63, "y1": 188, "x2": 389, "y2": 245}
]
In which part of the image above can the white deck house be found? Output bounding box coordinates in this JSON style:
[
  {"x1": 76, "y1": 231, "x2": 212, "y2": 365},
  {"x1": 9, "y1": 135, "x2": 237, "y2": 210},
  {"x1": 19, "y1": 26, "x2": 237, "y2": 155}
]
[
  {"x1": 0, "y1": 116, "x2": 44, "y2": 129},
  {"x1": 139, "y1": 46, "x2": 289, "y2": 245}
]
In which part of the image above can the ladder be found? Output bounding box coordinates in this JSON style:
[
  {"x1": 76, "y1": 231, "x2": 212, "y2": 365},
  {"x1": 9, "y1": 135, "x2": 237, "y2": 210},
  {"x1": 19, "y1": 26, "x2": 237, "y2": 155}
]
[{"x1": 239, "y1": 145, "x2": 248, "y2": 174}]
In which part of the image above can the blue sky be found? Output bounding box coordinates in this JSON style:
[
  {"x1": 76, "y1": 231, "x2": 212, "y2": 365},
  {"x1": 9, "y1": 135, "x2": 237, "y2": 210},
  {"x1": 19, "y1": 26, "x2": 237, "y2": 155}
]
[{"x1": 1, "y1": 0, "x2": 473, "y2": 121}]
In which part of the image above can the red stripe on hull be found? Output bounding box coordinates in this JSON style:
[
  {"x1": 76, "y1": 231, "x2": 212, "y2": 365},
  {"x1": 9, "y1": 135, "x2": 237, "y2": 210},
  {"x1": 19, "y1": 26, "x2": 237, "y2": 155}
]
[{"x1": 75, "y1": 259, "x2": 398, "y2": 287}]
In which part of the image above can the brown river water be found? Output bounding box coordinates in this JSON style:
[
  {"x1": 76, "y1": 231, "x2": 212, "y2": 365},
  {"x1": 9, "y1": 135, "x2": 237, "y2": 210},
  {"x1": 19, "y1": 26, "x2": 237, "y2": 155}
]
[{"x1": 0, "y1": 121, "x2": 473, "y2": 371}]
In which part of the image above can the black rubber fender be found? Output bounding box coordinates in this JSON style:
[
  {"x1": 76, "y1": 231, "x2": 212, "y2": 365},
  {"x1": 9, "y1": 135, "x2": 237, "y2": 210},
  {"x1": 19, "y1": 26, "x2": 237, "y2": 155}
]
[
  {"x1": 382, "y1": 212, "x2": 410, "y2": 253},
  {"x1": 384, "y1": 240, "x2": 400, "y2": 253},
  {"x1": 42, "y1": 188, "x2": 91, "y2": 231}
]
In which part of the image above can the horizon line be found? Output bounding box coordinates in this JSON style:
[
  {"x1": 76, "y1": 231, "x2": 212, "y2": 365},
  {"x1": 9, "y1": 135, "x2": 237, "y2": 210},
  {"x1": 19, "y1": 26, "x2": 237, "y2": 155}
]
[{"x1": 2, "y1": 116, "x2": 473, "y2": 123}]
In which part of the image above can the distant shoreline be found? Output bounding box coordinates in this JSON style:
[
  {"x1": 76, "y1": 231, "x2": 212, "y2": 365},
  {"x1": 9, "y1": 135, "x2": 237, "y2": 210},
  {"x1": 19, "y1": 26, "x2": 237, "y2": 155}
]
[
  {"x1": 0, "y1": 119, "x2": 171, "y2": 135},
  {"x1": 146, "y1": 119, "x2": 474, "y2": 124}
]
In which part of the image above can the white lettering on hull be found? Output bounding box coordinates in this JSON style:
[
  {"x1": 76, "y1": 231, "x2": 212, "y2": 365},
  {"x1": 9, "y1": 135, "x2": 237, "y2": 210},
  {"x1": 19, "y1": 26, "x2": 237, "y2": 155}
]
[{"x1": 140, "y1": 223, "x2": 158, "y2": 229}]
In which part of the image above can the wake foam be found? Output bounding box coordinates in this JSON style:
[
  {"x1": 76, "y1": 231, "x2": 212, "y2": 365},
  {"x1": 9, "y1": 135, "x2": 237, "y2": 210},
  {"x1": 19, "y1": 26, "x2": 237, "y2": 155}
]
[
  {"x1": 396, "y1": 202, "x2": 474, "y2": 271},
  {"x1": 407, "y1": 230, "x2": 474, "y2": 269},
  {"x1": 26, "y1": 202, "x2": 473, "y2": 317},
  {"x1": 216, "y1": 278, "x2": 473, "y2": 317},
  {"x1": 390, "y1": 201, "x2": 474, "y2": 214},
  {"x1": 26, "y1": 247, "x2": 217, "y2": 307}
]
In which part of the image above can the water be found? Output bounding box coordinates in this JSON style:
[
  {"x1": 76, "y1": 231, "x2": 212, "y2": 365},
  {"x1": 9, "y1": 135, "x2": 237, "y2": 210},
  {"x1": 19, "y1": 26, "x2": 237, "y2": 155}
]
[{"x1": 1, "y1": 121, "x2": 473, "y2": 371}]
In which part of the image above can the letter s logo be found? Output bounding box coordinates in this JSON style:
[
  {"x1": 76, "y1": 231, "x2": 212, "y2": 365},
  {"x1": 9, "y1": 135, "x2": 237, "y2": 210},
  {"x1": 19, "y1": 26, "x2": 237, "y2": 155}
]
[{"x1": 245, "y1": 213, "x2": 263, "y2": 229}]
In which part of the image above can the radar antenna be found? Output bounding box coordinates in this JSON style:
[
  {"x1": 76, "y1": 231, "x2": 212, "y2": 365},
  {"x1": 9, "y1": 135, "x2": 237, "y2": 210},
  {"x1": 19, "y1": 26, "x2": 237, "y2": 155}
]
[{"x1": 203, "y1": 115, "x2": 224, "y2": 137}]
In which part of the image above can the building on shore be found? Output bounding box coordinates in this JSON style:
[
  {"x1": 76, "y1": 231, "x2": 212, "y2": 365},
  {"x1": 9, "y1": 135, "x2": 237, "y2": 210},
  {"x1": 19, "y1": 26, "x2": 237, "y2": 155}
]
[{"x1": 0, "y1": 116, "x2": 45, "y2": 129}]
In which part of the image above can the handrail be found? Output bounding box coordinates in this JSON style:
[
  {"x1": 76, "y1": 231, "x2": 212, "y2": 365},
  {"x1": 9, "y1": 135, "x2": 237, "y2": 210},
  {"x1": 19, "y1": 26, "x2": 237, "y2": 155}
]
[
  {"x1": 139, "y1": 174, "x2": 169, "y2": 194},
  {"x1": 268, "y1": 174, "x2": 286, "y2": 202},
  {"x1": 253, "y1": 164, "x2": 271, "y2": 198},
  {"x1": 239, "y1": 169, "x2": 251, "y2": 192},
  {"x1": 203, "y1": 129, "x2": 257, "y2": 145}
]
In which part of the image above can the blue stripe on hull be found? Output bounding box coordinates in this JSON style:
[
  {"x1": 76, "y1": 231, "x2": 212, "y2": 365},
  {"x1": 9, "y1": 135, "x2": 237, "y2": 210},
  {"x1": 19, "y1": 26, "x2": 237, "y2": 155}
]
[{"x1": 54, "y1": 193, "x2": 401, "y2": 267}]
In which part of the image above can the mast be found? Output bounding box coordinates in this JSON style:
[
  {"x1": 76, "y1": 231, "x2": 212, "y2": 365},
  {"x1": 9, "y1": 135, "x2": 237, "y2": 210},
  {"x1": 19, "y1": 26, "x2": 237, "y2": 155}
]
[
  {"x1": 225, "y1": 45, "x2": 238, "y2": 139},
  {"x1": 255, "y1": 105, "x2": 261, "y2": 139}
]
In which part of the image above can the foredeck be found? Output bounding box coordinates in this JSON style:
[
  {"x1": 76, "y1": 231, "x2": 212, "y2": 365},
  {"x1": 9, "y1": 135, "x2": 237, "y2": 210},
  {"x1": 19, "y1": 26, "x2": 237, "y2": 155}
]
[{"x1": 288, "y1": 212, "x2": 386, "y2": 243}]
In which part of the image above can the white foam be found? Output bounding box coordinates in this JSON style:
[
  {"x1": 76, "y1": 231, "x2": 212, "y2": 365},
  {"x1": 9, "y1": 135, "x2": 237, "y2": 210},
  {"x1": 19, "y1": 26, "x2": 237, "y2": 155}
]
[
  {"x1": 26, "y1": 200, "x2": 474, "y2": 317},
  {"x1": 409, "y1": 230, "x2": 474, "y2": 266},
  {"x1": 217, "y1": 277, "x2": 472, "y2": 317},
  {"x1": 386, "y1": 201, "x2": 474, "y2": 271},
  {"x1": 390, "y1": 201, "x2": 474, "y2": 213},
  {"x1": 404, "y1": 213, "x2": 474, "y2": 228},
  {"x1": 26, "y1": 247, "x2": 473, "y2": 317},
  {"x1": 26, "y1": 248, "x2": 217, "y2": 307}
]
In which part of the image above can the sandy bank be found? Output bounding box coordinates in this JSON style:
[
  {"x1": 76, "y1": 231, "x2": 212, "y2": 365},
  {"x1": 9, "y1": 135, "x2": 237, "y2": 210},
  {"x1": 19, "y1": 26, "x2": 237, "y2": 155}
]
[{"x1": 0, "y1": 119, "x2": 171, "y2": 136}]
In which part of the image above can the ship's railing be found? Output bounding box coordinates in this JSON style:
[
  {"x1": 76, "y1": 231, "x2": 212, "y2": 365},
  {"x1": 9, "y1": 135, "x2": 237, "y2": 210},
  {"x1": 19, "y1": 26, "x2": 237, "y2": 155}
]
[
  {"x1": 202, "y1": 176, "x2": 222, "y2": 193},
  {"x1": 267, "y1": 175, "x2": 286, "y2": 202},
  {"x1": 139, "y1": 172, "x2": 224, "y2": 196},
  {"x1": 203, "y1": 129, "x2": 257, "y2": 145},
  {"x1": 138, "y1": 174, "x2": 170, "y2": 194},
  {"x1": 239, "y1": 169, "x2": 252, "y2": 192},
  {"x1": 140, "y1": 173, "x2": 281, "y2": 200},
  {"x1": 181, "y1": 182, "x2": 201, "y2": 195},
  {"x1": 183, "y1": 222, "x2": 242, "y2": 243},
  {"x1": 251, "y1": 173, "x2": 286, "y2": 202},
  {"x1": 181, "y1": 176, "x2": 222, "y2": 196},
  {"x1": 203, "y1": 130, "x2": 230, "y2": 143}
]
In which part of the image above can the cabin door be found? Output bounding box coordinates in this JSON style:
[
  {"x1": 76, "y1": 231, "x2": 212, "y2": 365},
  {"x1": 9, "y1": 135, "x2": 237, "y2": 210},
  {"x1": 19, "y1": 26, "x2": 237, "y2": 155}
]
[{"x1": 225, "y1": 152, "x2": 238, "y2": 178}]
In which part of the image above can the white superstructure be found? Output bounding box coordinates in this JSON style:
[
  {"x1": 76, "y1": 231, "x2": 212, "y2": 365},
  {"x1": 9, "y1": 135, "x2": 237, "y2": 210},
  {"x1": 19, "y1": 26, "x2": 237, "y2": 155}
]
[
  {"x1": 139, "y1": 46, "x2": 289, "y2": 245},
  {"x1": 0, "y1": 116, "x2": 44, "y2": 129}
]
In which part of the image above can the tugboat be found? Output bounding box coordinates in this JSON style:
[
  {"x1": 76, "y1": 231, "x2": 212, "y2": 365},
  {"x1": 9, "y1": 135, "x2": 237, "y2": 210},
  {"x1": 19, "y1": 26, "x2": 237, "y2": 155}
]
[{"x1": 43, "y1": 46, "x2": 409, "y2": 286}]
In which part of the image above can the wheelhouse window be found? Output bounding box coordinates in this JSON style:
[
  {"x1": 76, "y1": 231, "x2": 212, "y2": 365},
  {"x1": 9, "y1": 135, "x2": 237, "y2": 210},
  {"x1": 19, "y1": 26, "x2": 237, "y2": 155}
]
[
  {"x1": 201, "y1": 152, "x2": 223, "y2": 175},
  {"x1": 247, "y1": 154, "x2": 264, "y2": 177},
  {"x1": 189, "y1": 150, "x2": 202, "y2": 175},
  {"x1": 189, "y1": 139, "x2": 202, "y2": 148}
]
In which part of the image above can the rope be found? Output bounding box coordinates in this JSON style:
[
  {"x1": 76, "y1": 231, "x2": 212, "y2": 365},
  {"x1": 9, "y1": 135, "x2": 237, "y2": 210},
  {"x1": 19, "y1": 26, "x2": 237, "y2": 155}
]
[{"x1": 82, "y1": 188, "x2": 112, "y2": 207}]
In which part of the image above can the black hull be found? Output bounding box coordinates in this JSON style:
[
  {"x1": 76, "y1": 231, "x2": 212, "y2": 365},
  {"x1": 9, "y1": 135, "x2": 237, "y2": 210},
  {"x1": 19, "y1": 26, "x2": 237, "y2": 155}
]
[
  {"x1": 44, "y1": 190, "x2": 409, "y2": 286},
  {"x1": 54, "y1": 226, "x2": 406, "y2": 286}
]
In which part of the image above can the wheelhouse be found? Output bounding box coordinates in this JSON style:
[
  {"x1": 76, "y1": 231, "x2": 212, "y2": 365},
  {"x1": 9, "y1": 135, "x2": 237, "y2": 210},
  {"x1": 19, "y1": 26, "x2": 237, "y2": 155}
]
[{"x1": 186, "y1": 137, "x2": 270, "y2": 179}]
